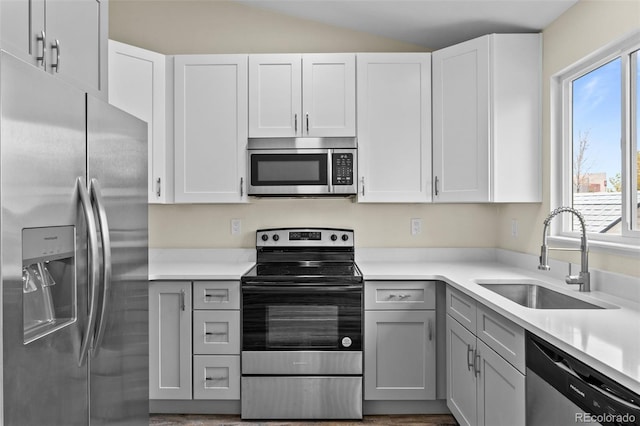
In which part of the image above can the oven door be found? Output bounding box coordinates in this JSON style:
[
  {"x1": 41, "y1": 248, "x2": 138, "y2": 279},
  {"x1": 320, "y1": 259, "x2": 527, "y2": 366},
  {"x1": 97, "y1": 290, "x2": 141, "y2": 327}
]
[
  {"x1": 242, "y1": 284, "x2": 362, "y2": 352},
  {"x1": 248, "y1": 149, "x2": 331, "y2": 195}
]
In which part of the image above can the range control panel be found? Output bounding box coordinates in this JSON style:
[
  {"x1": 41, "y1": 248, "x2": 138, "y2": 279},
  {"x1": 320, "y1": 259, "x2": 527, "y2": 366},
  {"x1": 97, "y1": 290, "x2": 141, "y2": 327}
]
[{"x1": 256, "y1": 228, "x2": 354, "y2": 247}]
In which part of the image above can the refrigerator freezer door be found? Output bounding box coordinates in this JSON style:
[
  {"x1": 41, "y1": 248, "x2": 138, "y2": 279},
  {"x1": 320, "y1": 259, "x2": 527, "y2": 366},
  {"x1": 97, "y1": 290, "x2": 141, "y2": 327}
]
[
  {"x1": 1, "y1": 53, "x2": 89, "y2": 425},
  {"x1": 86, "y1": 96, "x2": 149, "y2": 425}
]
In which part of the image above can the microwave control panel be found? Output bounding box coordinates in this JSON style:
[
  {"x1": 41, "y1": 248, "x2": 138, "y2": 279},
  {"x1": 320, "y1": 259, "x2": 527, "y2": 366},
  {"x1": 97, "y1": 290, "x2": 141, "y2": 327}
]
[{"x1": 332, "y1": 153, "x2": 354, "y2": 186}]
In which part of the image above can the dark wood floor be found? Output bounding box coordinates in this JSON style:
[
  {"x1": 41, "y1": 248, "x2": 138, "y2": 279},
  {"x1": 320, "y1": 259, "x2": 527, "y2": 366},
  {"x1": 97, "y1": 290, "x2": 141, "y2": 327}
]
[{"x1": 150, "y1": 414, "x2": 458, "y2": 425}]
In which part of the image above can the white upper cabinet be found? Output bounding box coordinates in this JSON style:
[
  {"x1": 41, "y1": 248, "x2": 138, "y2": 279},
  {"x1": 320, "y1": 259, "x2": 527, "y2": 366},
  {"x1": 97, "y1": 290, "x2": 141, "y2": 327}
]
[
  {"x1": 432, "y1": 33, "x2": 541, "y2": 203},
  {"x1": 1, "y1": 0, "x2": 108, "y2": 99},
  {"x1": 249, "y1": 53, "x2": 356, "y2": 138},
  {"x1": 108, "y1": 40, "x2": 174, "y2": 203},
  {"x1": 357, "y1": 53, "x2": 431, "y2": 203},
  {"x1": 174, "y1": 54, "x2": 248, "y2": 203}
]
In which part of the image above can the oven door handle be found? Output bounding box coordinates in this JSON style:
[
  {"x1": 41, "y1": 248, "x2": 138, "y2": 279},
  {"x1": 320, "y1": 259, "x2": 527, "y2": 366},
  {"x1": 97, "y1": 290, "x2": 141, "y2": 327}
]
[{"x1": 242, "y1": 284, "x2": 363, "y2": 292}]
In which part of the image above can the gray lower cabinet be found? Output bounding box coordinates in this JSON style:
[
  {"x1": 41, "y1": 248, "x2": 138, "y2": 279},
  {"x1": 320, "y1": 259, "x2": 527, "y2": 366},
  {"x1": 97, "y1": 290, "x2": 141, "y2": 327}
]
[
  {"x1": 445, "y1": 286, "x2": 525, "y2": 426},
  {"x1": 149, "y1": 280, "x2": 240, "y2": 402},
  {"x1": 364, "y1": 281, "x2": 437, "y2": 400},
  {"x1": 149, "y1": 281, "x2": 193, "y2": 400}
]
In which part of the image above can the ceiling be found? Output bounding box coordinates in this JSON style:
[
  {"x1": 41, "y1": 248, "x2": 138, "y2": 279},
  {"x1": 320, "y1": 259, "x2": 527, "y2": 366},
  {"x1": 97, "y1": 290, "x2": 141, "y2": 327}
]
[{"x1": 234, "y1": 0, "x2": 578, "y2": 50}]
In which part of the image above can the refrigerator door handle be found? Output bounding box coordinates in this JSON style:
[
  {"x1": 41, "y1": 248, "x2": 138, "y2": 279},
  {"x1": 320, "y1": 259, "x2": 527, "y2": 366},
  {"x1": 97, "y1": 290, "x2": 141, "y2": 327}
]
[
  {"x1": 77, "y1": 177, "x2": 101, "y2": 367},
  {"x1": 90, "y1": 179, "x2": 112, "y2": 357}
]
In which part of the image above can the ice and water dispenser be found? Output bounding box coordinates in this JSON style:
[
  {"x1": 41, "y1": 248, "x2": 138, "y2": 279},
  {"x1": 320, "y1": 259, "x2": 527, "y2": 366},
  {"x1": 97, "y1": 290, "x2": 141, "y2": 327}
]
[{"x1": 22, "y1": 226, "x2": 76, "y2": 344}]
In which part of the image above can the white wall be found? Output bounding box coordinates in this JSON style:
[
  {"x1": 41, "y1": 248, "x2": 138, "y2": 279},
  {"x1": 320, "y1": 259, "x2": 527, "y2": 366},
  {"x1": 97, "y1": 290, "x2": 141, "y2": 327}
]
[{"x1": 110, "y1": 0, "x2": 639, "y2": 277}]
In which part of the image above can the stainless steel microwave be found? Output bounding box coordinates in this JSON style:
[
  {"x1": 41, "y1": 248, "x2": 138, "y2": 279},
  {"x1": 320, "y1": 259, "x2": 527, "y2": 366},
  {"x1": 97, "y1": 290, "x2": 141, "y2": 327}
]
[{"x1": 247, "y1": 138, "x2": 357, "y2": 196}]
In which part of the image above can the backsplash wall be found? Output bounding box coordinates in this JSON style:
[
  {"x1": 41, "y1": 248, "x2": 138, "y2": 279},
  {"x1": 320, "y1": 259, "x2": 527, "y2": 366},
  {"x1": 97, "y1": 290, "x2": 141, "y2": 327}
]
[{"x1": 149, "y1": 200, "x2": 499, "y2": 248}]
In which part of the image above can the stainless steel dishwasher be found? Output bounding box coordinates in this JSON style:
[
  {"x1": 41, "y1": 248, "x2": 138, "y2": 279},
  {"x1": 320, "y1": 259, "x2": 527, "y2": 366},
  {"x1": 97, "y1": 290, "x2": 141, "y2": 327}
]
[{"x1": 526, "y1": 332, "x2": 640, "y2": 426}]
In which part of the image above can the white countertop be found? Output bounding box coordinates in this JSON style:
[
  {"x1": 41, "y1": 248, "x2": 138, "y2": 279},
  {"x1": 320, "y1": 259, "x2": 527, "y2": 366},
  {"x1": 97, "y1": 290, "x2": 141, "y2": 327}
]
[
  {"x1": 359, "y1": 258, "x2": 640, "y2": 395},
  {"x1": 148, "y1": 247, "x2": 640, "y2": 394}
]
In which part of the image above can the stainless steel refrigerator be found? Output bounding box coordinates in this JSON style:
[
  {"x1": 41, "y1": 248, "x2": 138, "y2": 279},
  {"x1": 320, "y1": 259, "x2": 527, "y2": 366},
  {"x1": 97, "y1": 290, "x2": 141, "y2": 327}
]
[{"x1": 0, "y1": 51, "x2": 149, "y2": 425}]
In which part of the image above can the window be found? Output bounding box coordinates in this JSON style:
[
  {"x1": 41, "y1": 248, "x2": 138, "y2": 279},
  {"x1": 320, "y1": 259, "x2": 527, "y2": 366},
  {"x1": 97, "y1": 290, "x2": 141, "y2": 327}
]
[{"x1": 555, "y1": 32, "x2": 640, "y2": 251}]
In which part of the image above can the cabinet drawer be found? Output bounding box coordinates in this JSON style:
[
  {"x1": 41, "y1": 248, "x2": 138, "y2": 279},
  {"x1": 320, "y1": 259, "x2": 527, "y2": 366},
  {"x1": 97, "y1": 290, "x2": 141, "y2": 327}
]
[
  {"x1": 446, "y1": 286, "x2": 476, "y2": 333},
  {"x1": 193, "y1": 311, "x2": 240, "y2": 355},
  {"x1": 365, "y1": 281, "x2": 436, "y2": 310},
  {"x1": 476, "y1": 304, "x2": 525, "y2": 374},
  {"x1": 193, "y1": 355, "x2": 240, "y2": 400},
  {"x1": 193, "y1": 281, "x2": 240, "y2": 310}
]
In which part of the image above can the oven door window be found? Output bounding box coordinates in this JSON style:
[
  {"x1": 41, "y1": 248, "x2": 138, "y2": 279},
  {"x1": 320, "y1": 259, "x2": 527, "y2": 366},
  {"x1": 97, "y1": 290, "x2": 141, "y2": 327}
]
[
  {"x1": 242, "y1": 286, "x2": 362, "y2": 351},
  {"x1": 250, "y1": 153, "x2": 328, "y2": 186},
  {"x1": 267, "y1": 305, "x2": 338, "y2": 349}
]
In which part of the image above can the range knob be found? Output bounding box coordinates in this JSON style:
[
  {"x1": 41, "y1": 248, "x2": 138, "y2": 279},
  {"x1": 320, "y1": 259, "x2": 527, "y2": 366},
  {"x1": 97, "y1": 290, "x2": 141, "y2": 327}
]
[
  {"x1": 341, "y1": 234, "x2": 349, "y2": 242},
  {"x1": 331, "y1": 234, "x2": 338, "y2": 241},
  {"x1": 261, "y1": 234, "x2": 269, "y2": 242},
  {"x1": 272, "y1": 234, "x2": 280, "y2": 241}
]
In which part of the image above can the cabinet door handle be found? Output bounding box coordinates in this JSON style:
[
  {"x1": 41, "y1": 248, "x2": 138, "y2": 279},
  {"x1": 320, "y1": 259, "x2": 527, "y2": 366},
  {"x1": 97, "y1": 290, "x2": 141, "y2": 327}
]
[
  {"x1": 240, "y1": 177, "x2": 244, "y2": 197},
  {"x1": 361, "y1": 177, "x2": 365, "y2": 196},
  {"x1": 428, "y1": 319, "x2": 433, "y2": 341},
  {"x1": 434, "y1": 176, "x2": 439, "y2": 196},
  {"x1": 306, "y1": 113, "x2": 309, "y2": 134},
  {"x1": 156, "y1": 178, "x2": 162, "y2": 197},
  {"x1": 36, "y1": 30, "x2": 47, "y2": 69},
  {"x1": 180, "y1": 289, "x2": 186, "y2": 311},
  {"x1": 50, "y1": 39, "x2": 61, "y2": 72},
  {"x1": 467, "y1": 345, "x2": 474, "y2": 371},
  {"x1": 294, "y1": 113, "x2": 298, "y2": 133},
  {"x1": 474, "y1": 351, "x2": 481, "y2": 377}
]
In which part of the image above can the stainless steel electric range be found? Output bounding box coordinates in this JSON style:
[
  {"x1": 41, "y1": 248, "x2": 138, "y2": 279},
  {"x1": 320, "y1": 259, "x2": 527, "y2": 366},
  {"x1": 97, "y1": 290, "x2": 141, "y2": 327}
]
[{"x1": 240, "y1": 227, "x2": 363, "y2": 420}]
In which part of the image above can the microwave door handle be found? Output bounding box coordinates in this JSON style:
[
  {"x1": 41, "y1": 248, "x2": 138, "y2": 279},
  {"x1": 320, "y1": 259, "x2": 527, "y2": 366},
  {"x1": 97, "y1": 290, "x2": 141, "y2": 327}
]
[{"x1": 327, "y1": 151, "x2": 333, "y2": 193}]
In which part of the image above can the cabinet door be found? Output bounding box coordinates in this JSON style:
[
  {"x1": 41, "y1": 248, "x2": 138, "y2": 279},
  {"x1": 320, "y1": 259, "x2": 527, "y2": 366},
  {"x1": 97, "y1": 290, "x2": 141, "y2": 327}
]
[
  {"x1": 149, "y1": 282, "x2": 192, "y2": 400},
  {"x1": 0, "y1": 0, "x2": 106, "y2": 98},
  {"x1": 174, "y1": 54, "x2": 248, "y2": 203},
  {"x1": 302, "y1": 53, "x2": 356, "y2": 137},
  {"x1": 364, "y1": 310, "x2": 436, "y2": 400},
  {"x1": 432, "y1": 35, "x2": 490, "y2": 202},
  {"x1": 248, "y1": 54, "x2": 302, "y2": 137},
  {"x1": 0, "y1": 0, "x2": 45, "y2": 66},
  {"x1": 446, "y1": 315, "x2": 477, "y2": 426},
  {"x1": 46, "y1": 0, "x2": 107, "y2": 98},
  {"x1": 357, "y1": 53, "x2": 431, "y2": 202},
  {"x1": 108, "y1": 40, "x2": 174, "y2": 203},
  {"x1": 476, "y1": 340, "x2": 525, "y2": 426}
]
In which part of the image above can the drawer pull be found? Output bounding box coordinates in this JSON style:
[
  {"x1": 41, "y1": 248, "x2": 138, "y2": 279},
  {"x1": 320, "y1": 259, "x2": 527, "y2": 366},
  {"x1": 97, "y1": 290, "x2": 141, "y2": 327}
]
[
  {"x1": 205, "y1": 376, "x2": 227, "y2": 381},
  {"x1": 387, "y1": 293, "x2": 411, "y2": 300},
  {"x1": 205, "y1": 332, "x2": 227, "y2": 336},
  {"x1": 205, "y1": 294, "x2": 227, "y2": 299}
]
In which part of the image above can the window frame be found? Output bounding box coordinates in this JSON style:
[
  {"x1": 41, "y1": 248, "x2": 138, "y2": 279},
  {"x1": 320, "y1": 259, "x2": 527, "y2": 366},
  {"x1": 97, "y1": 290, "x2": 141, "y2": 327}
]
[{"x1": 551, "y1": 30, "x2": 640, "y2": 255}]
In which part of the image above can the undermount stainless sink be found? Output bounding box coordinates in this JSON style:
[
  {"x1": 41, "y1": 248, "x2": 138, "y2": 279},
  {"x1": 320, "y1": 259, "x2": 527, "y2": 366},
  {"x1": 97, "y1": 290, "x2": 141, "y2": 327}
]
[{"x1": 478, "y1": 282, "x2": 604, "y2": 309}]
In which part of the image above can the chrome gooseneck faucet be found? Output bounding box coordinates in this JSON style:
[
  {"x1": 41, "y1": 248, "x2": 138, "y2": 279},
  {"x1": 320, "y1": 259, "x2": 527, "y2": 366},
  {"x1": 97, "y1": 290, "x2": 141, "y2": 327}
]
[{"x1": 538, "y1": 206, "x2": 590, "y2": 292}]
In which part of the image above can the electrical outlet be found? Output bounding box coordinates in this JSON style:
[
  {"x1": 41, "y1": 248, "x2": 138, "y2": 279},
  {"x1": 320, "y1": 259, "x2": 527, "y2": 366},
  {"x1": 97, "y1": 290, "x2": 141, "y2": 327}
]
[
  {"x1": 231, "y1": 219, "x2": 241, "y2": 235},
  {"x1": 511, "y1": 219, "x2": 518, "y2": 238},
  {"x1": 411, "y1": 218, "x2": 422, "y2": 236}
]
